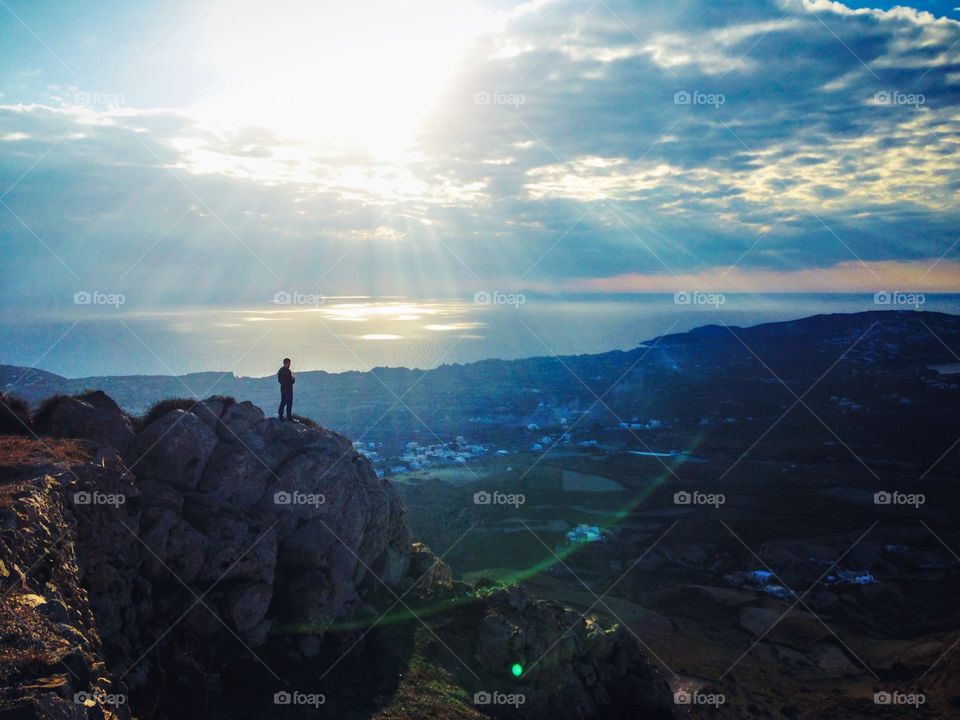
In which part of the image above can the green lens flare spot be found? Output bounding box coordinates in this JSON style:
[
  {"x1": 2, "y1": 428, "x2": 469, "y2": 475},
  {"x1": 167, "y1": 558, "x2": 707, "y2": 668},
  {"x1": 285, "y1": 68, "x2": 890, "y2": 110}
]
[{"x1": 511, "y1": 663, "x2": 523, "y2": 677}]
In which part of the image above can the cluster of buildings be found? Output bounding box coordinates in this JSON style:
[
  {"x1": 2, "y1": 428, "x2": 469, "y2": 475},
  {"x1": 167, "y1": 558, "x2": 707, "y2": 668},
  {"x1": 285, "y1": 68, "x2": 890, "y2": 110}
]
[
  {"x1": 354, "y1": 411, "x2": 672, "y2": 478},
  {"x1": 618, "y1": 418, "x2": 663, "y2": 431},
  {"x1": 528, "y1": 432, "x2": 573, "y2": 451},
  {"x1": 356, "y1": 437, "x2": 490, "y2": 476}
]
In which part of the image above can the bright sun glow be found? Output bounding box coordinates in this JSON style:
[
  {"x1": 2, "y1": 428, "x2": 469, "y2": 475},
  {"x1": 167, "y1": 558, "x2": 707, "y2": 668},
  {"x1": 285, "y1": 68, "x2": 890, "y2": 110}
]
[{"x1": 199, "y1": 0, "x2": 497, "y2": 158}]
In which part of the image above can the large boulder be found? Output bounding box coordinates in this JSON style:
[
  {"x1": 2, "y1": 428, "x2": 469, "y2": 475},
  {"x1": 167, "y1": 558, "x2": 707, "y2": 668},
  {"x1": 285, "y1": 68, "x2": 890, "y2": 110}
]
[
  {"x1": 191, "y1": 396, "x2": 232, "y2": 430},
  {"x1": 193, "y1": 514, "x2": 277, "y2": 586},
  {"x1": 3, "y1": 393, "x2": 679, "y2": 720},
  {"x1": 134, "y1": 405, "x2": 414, "y2": 648},
  {"x1": 284, "y1": 569, "x2": 357, "y2": 629},
  {"x1": 39, "y1": 391, "x2": 135, "y2": 455},
  {"x1": 134, "y1": 409, "x2": 217, "y2": 490},
  {"x1": 198, "y1": 442, "x2": 272, "y2": 510},
  {"x1": 140, "y1": 508, "x2": 207, "y2": 584},
  {"x1": 216, "y1": 400, "x2": 265, "y2": 441},
  {"x1": 223, "y1": 582, "x2": 273, "y2": 633}
]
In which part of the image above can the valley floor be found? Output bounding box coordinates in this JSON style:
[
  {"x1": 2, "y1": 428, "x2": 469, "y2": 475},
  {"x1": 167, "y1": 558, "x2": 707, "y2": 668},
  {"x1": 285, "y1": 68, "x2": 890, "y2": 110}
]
[{"x1": 394, "y1": 443, "x2": 960, "y2": 719}]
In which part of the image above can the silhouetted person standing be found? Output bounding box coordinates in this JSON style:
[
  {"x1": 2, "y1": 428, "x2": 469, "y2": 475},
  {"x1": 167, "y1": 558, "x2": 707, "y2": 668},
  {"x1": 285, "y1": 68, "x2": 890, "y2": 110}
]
[{"x1": 277, "y1": 357, "x2": 295, "y2": 420}]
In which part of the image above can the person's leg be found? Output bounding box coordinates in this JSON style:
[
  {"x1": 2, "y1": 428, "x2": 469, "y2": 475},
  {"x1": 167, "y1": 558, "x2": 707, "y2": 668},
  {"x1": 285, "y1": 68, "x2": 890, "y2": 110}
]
[
  {"x1": 278, "y1": 395, "x2": 284, "y2": 419},
  {"x1": 285, "y1": 389, "x2": 293, "y2": 419}
]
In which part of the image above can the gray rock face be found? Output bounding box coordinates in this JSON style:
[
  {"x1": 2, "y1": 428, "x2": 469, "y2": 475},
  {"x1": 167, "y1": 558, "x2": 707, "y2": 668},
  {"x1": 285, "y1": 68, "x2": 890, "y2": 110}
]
[
  {"x1": 0, "y1": 466, "x2": 138, "y2": 720},
  {"x1": 474, "y1": 586, "x2": 680, "y2": 720},
  {"x1": 217, "y1": 400, "x2": 265, "y2": 441},
  {"x1": 192, "y1": 397, "x2": 231, "y2": 429},
  {"x1": 194, "y1": 514, "x2": 277, "y2": 586},
  {"x1": 10, "y1": 394, "x2": 422, "y2": 697},
  {"x1": 134, "y1": 406, "x2": 413, "y2": 648},
  {"x1": 223, "y1": 582, "x2": 274, "y2": 632},
  {"x1": 65, "y1": 452, "x2": 145, "y2": 675},
  {"x1": 408, "y1": 542, "x2": 452, "y2": 594},
  {"x1": 140, "y1": 507, "x2": 207, "y2": 584},
  {"x1": 2, "y1": 392, "x2": 677, "y2": 720},
  {"x1": 40, "y1": 391, "x2": 135, "y2": 456},
  {"x1": 134, "y1": 410, "x2": 217, "y2": 490},
  {"x1": 198, "y1": 442, "x2": 271, "y2": 510}
]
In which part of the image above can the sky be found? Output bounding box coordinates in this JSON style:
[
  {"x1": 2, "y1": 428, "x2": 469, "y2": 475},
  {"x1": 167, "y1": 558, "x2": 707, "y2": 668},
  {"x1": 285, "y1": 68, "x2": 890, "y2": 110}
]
[{"x1": 1, "y1": 0, "x2": 959, "y2": 315}]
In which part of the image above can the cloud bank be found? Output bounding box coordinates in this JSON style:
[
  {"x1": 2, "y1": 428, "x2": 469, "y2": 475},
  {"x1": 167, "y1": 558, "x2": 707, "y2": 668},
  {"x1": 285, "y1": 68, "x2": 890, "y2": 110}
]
[{"x1": 0, "y1": 0, "x2": 958, "y2": 311}]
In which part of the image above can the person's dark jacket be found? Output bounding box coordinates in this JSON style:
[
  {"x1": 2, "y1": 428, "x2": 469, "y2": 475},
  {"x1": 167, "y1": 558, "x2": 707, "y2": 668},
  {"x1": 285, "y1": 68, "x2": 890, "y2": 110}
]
[{"x1": 278, "y1": 367, "x2": 295, "y2": 388}]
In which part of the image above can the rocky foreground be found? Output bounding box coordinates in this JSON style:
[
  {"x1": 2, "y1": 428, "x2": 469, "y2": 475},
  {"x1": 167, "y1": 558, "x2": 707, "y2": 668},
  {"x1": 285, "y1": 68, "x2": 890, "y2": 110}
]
[{"x1": 0, "y1": 391, "x2": 678, "y2": 719}]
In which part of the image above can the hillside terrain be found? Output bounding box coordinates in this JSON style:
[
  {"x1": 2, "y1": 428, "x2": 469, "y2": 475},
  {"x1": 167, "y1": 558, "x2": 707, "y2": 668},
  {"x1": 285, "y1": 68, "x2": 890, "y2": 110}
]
[
  {"x1": 4, "y1": 311, "x2": 957, "y2": 468},
  {"x1": 0, "y1": 394, "x2": 675, "y2": 720},
  {"x1": 2, "y1": 310, "x2": 959, "y2": 718}
]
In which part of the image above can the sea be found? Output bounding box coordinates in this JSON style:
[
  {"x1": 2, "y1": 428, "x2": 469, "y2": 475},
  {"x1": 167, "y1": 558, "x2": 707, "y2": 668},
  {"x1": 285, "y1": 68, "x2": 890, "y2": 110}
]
[{"x1": 2, "y1": 293, "x2": 958, "y2": 379}]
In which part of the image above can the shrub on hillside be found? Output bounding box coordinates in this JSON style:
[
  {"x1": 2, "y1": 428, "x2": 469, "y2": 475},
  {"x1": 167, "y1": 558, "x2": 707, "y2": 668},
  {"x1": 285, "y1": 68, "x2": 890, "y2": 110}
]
[
  {"x1": 205, "y1": 395, "x2": 237, "y2": 412},
  {"x1": 0, "y1": 392, "x2": 31, "y2": 435},
  {"x1": 31, "y1": 394, "x2": 68, "y2": 432},
  {"x1": 136, "y1": 395, "x2": 237, "y2": 430},
  {"x1": 32, "y1": 389, "x2": 120, "y2": 432},
  {"x1": 136, "y1": 398, "x2": 200, "y2": 430}
]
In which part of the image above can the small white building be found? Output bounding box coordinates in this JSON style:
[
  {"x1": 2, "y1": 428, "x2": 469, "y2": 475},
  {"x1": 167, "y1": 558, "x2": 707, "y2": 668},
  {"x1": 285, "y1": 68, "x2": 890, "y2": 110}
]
[{"x1": 567, "y1": 524, "x2": 602, "y2": 542}]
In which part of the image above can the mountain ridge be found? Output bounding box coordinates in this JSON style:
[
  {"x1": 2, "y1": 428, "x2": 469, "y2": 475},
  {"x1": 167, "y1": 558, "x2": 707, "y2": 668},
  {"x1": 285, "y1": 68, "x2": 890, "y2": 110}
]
[{"x1": 5, "y1": 310, "x2": 953, "y2": 386}]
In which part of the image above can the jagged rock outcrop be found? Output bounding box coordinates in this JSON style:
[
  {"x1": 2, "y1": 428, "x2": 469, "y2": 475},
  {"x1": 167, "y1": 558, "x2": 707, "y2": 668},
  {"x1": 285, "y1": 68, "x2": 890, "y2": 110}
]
[
  {"x1": 1, "y1": 392, "x2": 677, "y2": 720},
  {"x1": 473, "y1": 585, "x2": 679, "y2": 719},
  {"x1": 0, "y1": 458, "x2": 140, "y2": 719},
  {"x1": 68, "y1": 447, "x2": 146, "y2": 678},
  {"x1": 131, "y1": 400, "x2": 414, "y2": 650},
  {"x1": 134, "y1": 409, "x2": 217, "y2": 490},
  {"x1": 1, "y1": 395, "x2": 420, "y2": 717},
  {"x1": 407, "y1": 542, "x2": 455, "y2": 594}
]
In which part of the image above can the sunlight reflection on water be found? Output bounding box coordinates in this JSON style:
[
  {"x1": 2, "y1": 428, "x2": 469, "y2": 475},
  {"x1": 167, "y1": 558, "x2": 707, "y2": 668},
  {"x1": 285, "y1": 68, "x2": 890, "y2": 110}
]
[{"x1": 2, "y1": 294, "x2": 959, "y2": 378}]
